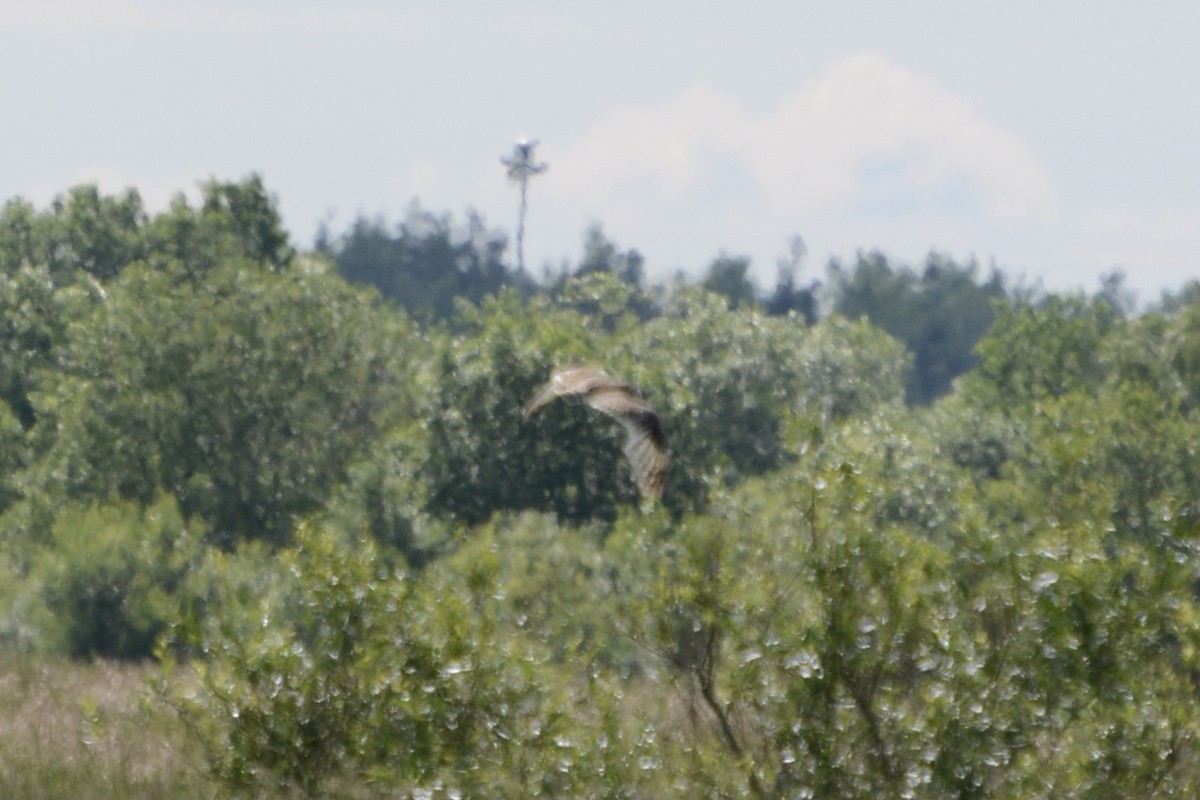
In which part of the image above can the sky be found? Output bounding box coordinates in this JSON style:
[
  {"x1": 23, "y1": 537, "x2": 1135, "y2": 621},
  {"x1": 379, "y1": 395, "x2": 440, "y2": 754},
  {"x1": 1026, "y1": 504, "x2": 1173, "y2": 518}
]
[{"x1": 4, "y1": 1, "x2": 1200, "y2": 298}]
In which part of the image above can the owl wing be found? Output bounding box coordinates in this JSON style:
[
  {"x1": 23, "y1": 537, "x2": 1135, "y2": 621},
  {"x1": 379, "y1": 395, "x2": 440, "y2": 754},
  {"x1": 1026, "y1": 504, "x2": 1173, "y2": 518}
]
[
  {"x1": 584, "y1": 387, "x2": 670, "y2": 500},
  {"x1": 523, "y1": 365, "x2": 619, "y2": 419},
  {"x1": 524, "y1": 366, "x2": 670, "y2": 500}
]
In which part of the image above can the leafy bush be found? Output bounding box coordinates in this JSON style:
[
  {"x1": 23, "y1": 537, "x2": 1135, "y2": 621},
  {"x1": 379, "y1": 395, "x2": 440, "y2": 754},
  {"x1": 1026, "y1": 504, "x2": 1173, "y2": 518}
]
[
  {"x1": 35, "y1": 495, "x2": 203, "y2": 660},
  {"x1": 36, "y1": 261, "x2": 420, "y2": 546},
  {"x1": 605, "y1": 448, "x2": 1200, "y2": 798},
  {"x1": 165, "y1": 526, "x2": 571, "y2": 796}
]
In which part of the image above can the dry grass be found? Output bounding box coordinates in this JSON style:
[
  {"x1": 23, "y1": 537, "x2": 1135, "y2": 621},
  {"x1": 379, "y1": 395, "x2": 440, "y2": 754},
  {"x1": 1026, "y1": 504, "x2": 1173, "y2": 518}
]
[{"x1": 0, "y1": 657, "x2": 216, "y2": 800}]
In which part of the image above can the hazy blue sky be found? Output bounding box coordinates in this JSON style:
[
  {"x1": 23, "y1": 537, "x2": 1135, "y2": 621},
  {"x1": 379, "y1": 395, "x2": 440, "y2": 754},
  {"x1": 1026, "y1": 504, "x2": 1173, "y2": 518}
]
[{"x1": 5, "y1": 1, "x2": 1199, "y2": 296}]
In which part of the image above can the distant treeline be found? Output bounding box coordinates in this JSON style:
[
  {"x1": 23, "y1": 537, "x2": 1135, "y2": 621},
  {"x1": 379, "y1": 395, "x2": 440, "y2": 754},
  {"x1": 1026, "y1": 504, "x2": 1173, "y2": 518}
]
[{"x1": 318, "y1": 195, "x2": 1156, "y2": 405}]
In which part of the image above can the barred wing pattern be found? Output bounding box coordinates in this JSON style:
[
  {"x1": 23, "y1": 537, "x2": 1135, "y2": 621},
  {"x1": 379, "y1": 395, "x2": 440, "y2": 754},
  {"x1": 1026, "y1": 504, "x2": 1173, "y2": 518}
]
[{"x1": 524, "y1": 366, "x2": 670, "y2": 499}]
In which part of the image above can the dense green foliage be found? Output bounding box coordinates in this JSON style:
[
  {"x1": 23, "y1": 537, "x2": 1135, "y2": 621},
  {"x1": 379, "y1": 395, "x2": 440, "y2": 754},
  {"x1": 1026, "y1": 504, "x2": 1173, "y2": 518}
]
[
  {"x1": 39, "y1": 260, "x2": 416, "y2": 545},
  {"x1": 3, "y1": 179, "x2": 1200, "y2": 796},
  {"x1": 321, "y1": 203, "x2": 535, "y2": 321},
  {"x1": 830, "y1": 250, "x2": 1007, "y2": 404}
]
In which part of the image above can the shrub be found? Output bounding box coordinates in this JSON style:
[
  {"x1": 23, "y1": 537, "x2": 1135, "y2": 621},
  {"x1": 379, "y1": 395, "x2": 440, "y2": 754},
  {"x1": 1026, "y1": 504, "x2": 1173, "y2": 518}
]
[{"x1": 36, "y1": 495, "x2": 203, "y2": 660}]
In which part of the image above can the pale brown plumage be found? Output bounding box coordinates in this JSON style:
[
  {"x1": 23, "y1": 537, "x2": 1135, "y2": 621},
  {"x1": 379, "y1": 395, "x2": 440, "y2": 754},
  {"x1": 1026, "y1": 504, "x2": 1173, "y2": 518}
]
[{"x1": 524, "y1": 365, "x2": 669, "y2": 499}]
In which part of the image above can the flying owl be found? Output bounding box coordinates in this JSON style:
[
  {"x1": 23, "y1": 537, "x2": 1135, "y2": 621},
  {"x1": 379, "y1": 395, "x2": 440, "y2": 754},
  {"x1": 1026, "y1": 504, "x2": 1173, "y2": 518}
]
[{"x1": 524, "y1": 365, "x2": 670, "y2": 499}]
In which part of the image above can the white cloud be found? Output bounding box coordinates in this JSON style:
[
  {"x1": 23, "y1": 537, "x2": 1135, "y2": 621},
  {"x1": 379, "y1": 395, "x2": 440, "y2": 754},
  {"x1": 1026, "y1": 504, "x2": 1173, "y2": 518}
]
[
  {"x1": 751, "y1": 53, "x2": 1053, "y2": 220},
  {"x1": 551, "y1": 84, "x2": 750, "y2": 203},
  {"x1": 522, "y1": 52, "x2": 1056, "y2": 279}
]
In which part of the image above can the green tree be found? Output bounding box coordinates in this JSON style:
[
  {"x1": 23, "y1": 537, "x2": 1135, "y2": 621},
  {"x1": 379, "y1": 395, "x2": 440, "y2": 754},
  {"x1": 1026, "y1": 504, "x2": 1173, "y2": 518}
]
[
  {"x1": 764, "y1": 234, "x2": 818, "y2": 322},
  {"x1": 423, "y1": 282, "x2": 908, "y2": 525},
  {"x1": 35, "y1": 261, "x2": 419, "y2": 545},
  {"x1": 966, "y1": 293, "x2": 1120, "y2": 409},
  {"x1": 141, "y1": 175, "x2": 293, "y2": 278},
  {"x1": 831, "y1": 251, "x2": 1007, "y2": 403},
  {"x1": 552, "y1": 266, "x2": 658, "y2": 330},
  {"x1": 316, "y1": 422, "x2": 449, "y2": 568},
  {"x1": 702, "y1": 252, "x2": 758, "y2": 310},
  {"x1": 328, "y1": 204, "x2": 524, "y2": 321},
  {"x1": 625, "y1": 289, "x2": 909, "y2": 511},
  {"x1": 0, "y1": 401, "x2": 23, "y2": 513},
  {"x1": 0, "y1": 264, "x2": 72, "y2": 429},
  {"x1": 0, "y1": 186, "x2": 146, "y2": 284},
  {"x1": 571, "y1": 223, "x2": 646, "y2": 287},
  {"x1": 0, "y1": 176, "x2": 293, "y2": 436},
  {"x1": 422, "y1": 289, "x2": 624, "y2": 525}
]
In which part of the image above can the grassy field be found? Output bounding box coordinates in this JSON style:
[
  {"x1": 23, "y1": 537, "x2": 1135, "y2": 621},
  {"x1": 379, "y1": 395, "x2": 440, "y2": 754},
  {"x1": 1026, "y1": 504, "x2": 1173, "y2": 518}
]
[{"x1": 0, "y1": 657, "x2": 215, "y2": 800}]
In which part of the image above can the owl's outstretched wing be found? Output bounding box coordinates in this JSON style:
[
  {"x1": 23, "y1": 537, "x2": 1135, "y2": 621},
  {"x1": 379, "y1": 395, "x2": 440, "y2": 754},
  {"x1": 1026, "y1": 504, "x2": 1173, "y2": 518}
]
[
  {"x1": 524, "y1": 365, "x2": 620, "y2": 417},
  {"x1": 584, "y1": 386, "x2": 669, "y2": 499},
  {"x1": 524, "y1": 365, "x2": 670, "y2": 500}
]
